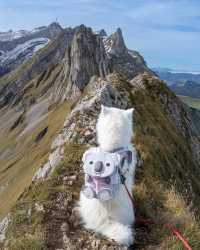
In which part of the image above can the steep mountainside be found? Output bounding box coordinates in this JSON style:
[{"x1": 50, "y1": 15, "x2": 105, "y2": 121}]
[
  {"x1": 170, "y1": 80, "x2": 200, "y2": 98},
  {"x1": 154, "y1": 68, "x2": 200, "y2": 131},
  {"x1": 0, "y1": 22, "x2": 63, "y2": 77},
  {"x1": 179, "y1": 96, "x2": 200, "y2": 111},
  {"x1": 190, "y1": 107, "x2": 200, "y2": 134},
  {"x1": 0, "y1": 25, "x2": 200, "y2": 250}
]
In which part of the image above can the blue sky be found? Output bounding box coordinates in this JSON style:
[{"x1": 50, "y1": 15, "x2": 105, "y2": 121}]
[{"x1": 0, "y1": 0, "x2": 200, "y2": 71}]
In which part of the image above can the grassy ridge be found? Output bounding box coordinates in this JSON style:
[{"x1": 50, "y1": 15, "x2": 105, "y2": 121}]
[{"x1": 3, "y1": 75, "x2": 200, "y2": 249}]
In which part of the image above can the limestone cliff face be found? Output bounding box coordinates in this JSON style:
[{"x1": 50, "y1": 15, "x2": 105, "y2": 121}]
[
  {"x1": 107, "y1": 28, "x2": 127, "y2": 55},
  {"x1": 53, "y1": 25, "x2": 109, "y2": 101},
  {"x1": 103, "y1": 28, "x2": 152, "y2": 79}
]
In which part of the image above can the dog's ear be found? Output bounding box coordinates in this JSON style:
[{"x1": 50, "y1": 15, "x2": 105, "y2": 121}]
[
  {"x1": 118, "y1": 150, "x2": 132, "y2": 167},
  {"x1": 101, "y1": 105, "x2": 110, "y2": 115}
]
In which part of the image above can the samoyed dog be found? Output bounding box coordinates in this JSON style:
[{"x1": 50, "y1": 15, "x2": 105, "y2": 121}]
[{"x1": 79, "y1": 105, "x2": 137, "y2": 246}]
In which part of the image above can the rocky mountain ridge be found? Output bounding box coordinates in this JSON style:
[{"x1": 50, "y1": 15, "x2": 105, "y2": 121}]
[{"x1": 0, "y1": 24, "x2": 151, "y2": 109}]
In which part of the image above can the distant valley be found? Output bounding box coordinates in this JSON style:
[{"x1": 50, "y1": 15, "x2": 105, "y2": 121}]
[
  {"x1": 152, "y1": 67, "x2": 200, "y2": 85},
  {"x1": 169, "y1": 80, "x2": 200, "y2": 98},
  {"x1": 153, "y1": 67, "x2": 200, "y2": 111}
]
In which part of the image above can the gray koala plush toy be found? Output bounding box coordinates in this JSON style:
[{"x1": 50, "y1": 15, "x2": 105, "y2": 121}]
[{"x1": 81, "y1": 147, "x2": 132, "y2": 201}]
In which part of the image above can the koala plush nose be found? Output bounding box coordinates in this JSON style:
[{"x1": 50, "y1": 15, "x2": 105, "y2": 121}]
[{"x1": 94, "y1": 161, "x2": 103, "y2": 173}]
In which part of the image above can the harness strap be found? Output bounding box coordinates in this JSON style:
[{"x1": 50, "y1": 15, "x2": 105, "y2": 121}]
[
  {"x1": 108, "y1": 147, "x2": 125, "y2": 153},
  {"x1": 121, "y1": 175, "x2": 193, "y2": 250}
]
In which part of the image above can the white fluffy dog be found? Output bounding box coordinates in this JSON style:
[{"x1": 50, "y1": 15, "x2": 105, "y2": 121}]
[{"x1": 79, "y1": 105, "x2": 137, "y2": 246}]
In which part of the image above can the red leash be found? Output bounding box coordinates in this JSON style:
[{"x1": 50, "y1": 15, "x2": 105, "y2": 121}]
[{"x1": 123, "y1": 183, "x2": 193, "y2": 250}]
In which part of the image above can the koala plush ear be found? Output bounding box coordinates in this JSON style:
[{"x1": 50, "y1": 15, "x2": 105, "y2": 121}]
[
  {"x1": 82, "y1": 148, "x2": 97, "y2": 162},
  {"x1": 125, "y1": 108, "x2": 134, "y2": 119},
  {"x1": 82, "y1": 149, "x2": 93, "y2": 162},
  {"x1": 118, "y1": 150, "x2": 132, "y2": 168}
]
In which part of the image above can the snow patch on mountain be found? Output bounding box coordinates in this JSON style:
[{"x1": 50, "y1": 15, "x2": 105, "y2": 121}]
[
  {"x1": 0, "y1": 26, "x2": 47, "y2": 42},
  {"x1": 30, "y1": 26, "x2": 46, "y2": 34},
  {"x1": 0, "y1": 38, "x2": 49, "y2": 64},
  {"x1": 0, "y1": 30, "x2": 29, "y2": 42},
  {"x1": 102, "y1": 36, "x2": 113, "y2": 55}
]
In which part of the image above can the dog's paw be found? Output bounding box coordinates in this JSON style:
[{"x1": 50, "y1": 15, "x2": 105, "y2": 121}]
[{"x1": 104, "y1": 222, "x2": 134, "y2": 246}]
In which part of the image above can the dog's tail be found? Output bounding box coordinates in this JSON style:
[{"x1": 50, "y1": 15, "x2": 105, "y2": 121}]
[{"x1": 99, "y1": 221, "x2": 134, "y2": 246}]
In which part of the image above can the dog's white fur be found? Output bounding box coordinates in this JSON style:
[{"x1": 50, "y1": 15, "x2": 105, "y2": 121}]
[{"x1": 79, "y1": 105, "x2": 136, "y2": 246}]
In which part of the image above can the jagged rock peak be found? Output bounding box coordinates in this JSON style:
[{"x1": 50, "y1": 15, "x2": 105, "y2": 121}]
[
  {"x1": 46, "y1": 22, "x2": 63, "y2": 36},
  {"x1": 97, "y1": 29, "x2": 107, "y2": 37},
  {"x1": 74, "y1": 24, "x2": 93, "y2": 34},
  {"x1": 68, "y1": 24, "x2": 109, "y2": 78},
  {"x1": 48, "y1": 22, "x2": 63, "y2": 30},
  {"x1": 109, "y1": 27, "x2": 127, "y2": 55},
  {"x1": 116, "y1": 27, "x2": 123, "y2": 36}
]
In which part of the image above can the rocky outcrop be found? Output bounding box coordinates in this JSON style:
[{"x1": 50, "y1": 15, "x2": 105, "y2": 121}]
[
  {"x1": 96, "y1": 29, "x2": 107, "y2": 37},
  {"x1": 107, "y1": 28, "x2": 127, "y2": 55},
  {"x1": 103, "y1": 28, "x2": 152, "y2": 79},
  {"x1": 33, "y1": 147, "x2": 64, "y2": 181},
  {"x1": 53, "y1": 25, "x2": 110, "y2": 101},
  {"x1": 0, "y1": 215, "x2": 10, "y2": 242}
]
